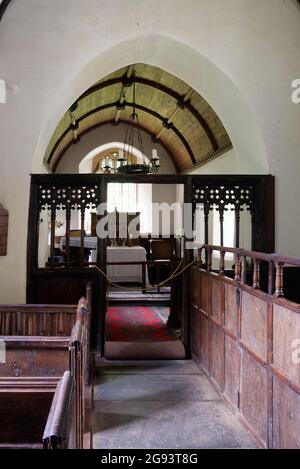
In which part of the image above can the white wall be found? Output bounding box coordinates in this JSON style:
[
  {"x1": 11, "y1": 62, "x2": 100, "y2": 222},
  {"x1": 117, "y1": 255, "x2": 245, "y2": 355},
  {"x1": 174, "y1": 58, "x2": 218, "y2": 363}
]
[
  {"x1": 56, "y1": 124, "x2": 176, "y2": 174},
  {"x1": 190, "y1": 149, "x2": 239, "y2": 175},
  {"x1": 0, "y1": 0, "x2": 300, "y2": 302}
]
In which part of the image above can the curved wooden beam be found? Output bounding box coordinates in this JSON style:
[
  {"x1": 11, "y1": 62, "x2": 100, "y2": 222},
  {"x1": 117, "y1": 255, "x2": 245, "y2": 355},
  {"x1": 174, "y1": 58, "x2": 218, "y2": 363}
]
[
  {"x1": 124, "y1": 101, "x2": 196, "y2": 164},
  {"x1": 76, "y1": 75, "x2": 219, "y2": 151},
  {"x1": 50, "y1": 119, "x2": 181, "y2": 174},
  {"x1": 48, "y1": 100, "x2": 196, "y2": 168}
]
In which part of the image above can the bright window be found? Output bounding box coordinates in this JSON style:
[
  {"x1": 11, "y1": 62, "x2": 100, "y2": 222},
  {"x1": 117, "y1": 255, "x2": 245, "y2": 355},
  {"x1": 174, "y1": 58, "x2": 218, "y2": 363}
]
[{"x1": 107, "y1": 183, "x2": 137, "y2": 212}]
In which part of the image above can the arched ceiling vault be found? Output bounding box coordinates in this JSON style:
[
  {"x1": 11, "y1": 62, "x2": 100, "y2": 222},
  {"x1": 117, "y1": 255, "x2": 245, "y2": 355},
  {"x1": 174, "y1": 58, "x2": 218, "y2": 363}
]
[{"x1": 45, "y1": 64, "x2": 233, "y2": 173}]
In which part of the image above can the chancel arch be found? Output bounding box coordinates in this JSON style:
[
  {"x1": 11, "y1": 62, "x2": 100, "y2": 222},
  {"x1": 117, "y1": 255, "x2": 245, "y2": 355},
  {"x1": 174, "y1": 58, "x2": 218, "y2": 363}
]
[{"x1": 32, "y1": 34, "x2": 269, "y2": 177}]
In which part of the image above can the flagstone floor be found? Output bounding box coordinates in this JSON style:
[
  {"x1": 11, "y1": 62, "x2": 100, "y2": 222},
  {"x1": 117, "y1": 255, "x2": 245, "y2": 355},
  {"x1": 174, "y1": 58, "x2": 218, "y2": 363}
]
[{"x1": 92, "y1": 360, "x2": 259, "y2": 449}]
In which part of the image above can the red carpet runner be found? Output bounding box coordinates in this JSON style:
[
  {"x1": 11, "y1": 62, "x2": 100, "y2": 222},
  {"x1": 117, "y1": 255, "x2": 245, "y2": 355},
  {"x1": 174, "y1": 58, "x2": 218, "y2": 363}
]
[{"x1": 105, "y1": 306, "x2": 176, "y2": 342}]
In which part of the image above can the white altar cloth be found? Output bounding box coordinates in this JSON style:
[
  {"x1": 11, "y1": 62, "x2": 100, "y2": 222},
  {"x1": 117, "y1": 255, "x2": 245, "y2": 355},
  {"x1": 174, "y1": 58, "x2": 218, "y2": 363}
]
[
  {"x1": 59, "y1": 238, "x2": 148, "y2": 284},
  {"x1": 105, "y1": 246, "x2": 149, "y2": 285}
]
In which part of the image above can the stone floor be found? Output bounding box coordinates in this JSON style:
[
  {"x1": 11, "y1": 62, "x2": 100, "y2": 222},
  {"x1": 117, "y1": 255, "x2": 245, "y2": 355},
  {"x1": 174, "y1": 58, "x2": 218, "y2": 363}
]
[{"x1": 92, "y1": 360, "x2": 259, "y2": 449}]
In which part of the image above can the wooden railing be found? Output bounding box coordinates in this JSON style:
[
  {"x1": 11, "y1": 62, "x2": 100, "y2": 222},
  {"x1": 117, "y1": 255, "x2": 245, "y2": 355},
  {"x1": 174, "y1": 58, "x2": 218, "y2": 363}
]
[
  {"x1": 197, "y1": 244, "x2": 300, "y2": 300},
  {"x1": 191, "y1": 245, "x2": 300, "y2": 448}
]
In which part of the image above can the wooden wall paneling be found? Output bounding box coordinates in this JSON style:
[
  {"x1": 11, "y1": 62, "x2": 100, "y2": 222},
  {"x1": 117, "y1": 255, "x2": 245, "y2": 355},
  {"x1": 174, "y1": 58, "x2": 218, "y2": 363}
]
[
  {"x1": 199, "y1": 271, "x2": 210, "y2": 315},
  {"x1": 211, "y1": 277, "x2": 222, "y2": 325},
  {"x1": 273, "y1": 304, "x2": 300, "y2": 387},
  {"x1": 224, "y1": 335, "x2": 241, "y2": 410},
  {"x1": 210, "y1": 322, "x2": 223, "y2": 390},
  {"x1": 224, "y1": 283, "x2": 238, "y2": 337},
  {"x1": 191, "y1": 306, "x2": 201, "y2": 364},
  {"x1": 190, "y1": 268, "x2": 201, "y2": 310},
  {"x1": 189, "y1": 244, "x2": 300, "y2": 448},
  {"x1": 272, "y1": 376, "x2": 300, "y2": 449},
  {"x1": 240, "y1": 350, "x2": 268, "y2": 446},
  {"x1": 241, "y1": 291, "x2": 268, "y2": 363},
  {"x1": 200, "y1": 313, "x2": 210, "y2": 374}
]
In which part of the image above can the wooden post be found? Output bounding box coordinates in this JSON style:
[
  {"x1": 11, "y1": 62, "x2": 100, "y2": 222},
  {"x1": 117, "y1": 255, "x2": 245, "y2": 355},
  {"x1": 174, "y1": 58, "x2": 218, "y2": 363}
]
[
  {"x1": 252, "y1": 259, "x2": 261, "y2": 289},
  {"x1": 241, "y1": 256, "x2": 247, "y2": 284},
  {"x1": 235, "y1": 208, "x2": 240, "y2": 248},
  {"x1": 219, "y1": 207, "x2": 224, "y2": 247},
  {"x1": 80, "y1": 207, "x2": 85, "y2": 267},
  {"x1": 204, "y1": 204, "x2": 209, "y2": 265},
  {"x1": 50, "y1": 206, "x2": 56, "y2": 267},
  {"x1": 234, "y1": 253, "x2": 241, "y2": 282},
  {"x1": 142, "y1": 262, "x2": 146, "y2": 294},
  {"x1": 274, "y1": 261, "x2": 284, "y2": 297},
  {"x1": 207, "y1": 247, "x2": 212, "y2": 272},
  {"x1": 219, "y1": 250, "x2": 225, "y2": 276}
]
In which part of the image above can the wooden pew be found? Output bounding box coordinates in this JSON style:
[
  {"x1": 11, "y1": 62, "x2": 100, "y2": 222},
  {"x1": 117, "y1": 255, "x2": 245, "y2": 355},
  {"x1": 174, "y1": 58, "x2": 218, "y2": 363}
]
[
  {"x1": 43, "y1": 371, "x2": 77, "y2": 449},
  {"x1": 0, "y1": 376, "x2": 59, "y2": 449},
  {"x1": 0, "y1": 336, "x2": 69, "y2": 377},
  {"x1": 0, "y1": 304, "x2": 77, "y2": 336},
  {"x1": 0, "y1": 321, "x2": 86, "y2": 448},
  {"x1": 0, "y1": 372, "x2": 77, "y2": 449},
  {"x1": 0, "y1": 288, "x2": 92, "y2": 448}
]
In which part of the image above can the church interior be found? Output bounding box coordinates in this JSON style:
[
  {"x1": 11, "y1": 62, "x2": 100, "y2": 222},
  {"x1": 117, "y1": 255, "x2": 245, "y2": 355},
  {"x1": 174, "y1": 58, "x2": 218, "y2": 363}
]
[{"x1": 0, "y1": 0, "x2": 300, "y2": 450}]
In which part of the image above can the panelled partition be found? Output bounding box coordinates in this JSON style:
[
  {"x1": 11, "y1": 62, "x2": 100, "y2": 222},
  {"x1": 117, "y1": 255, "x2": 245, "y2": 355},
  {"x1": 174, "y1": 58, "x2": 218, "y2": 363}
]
[
  {"x1": 27, "y1": 173, "x2": 274, "y2": 352},
  {"x1": 191, "y1": 245, "x2": 300, "y2": 449}
]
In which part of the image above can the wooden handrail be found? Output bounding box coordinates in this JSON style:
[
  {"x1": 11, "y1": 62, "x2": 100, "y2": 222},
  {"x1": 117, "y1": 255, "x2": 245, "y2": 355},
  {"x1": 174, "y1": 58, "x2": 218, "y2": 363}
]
[{"x1": 197, "y1": 244, "x2": 300, "y2": 300}]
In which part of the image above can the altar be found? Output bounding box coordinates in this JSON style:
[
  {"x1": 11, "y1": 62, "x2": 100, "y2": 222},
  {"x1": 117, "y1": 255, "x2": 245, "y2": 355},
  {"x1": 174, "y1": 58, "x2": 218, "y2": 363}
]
[{"x1": 59, "y1": 237, "x2": 149, "y2": 285}]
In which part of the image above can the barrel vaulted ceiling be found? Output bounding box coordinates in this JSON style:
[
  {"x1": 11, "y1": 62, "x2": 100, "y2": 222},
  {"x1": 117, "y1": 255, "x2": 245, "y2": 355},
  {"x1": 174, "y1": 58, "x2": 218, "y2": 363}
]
[{"x1": 45, "y1": 64, "x2": 233, "y2": 173}]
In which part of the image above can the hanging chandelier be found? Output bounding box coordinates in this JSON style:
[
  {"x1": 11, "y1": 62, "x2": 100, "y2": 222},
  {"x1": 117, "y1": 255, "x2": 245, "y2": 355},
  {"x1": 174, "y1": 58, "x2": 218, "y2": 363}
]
[{"x1": 101, "y1": 70, "x2": 160, "y2": 174}]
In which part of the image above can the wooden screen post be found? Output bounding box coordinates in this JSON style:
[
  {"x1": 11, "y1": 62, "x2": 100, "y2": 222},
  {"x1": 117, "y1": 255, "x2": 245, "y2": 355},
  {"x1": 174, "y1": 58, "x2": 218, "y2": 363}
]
[
  {"x1": 234, "y1": 253, "x2": 241, "y2": 282},
  {"x1": 0, "y1": 203, "x2": 8, "y2": 256},
  {"x1": 80, "y1": 207, "x2": 85, "y2": 267},
  {"x1": 274, "y1": 261, "x2": 284, "y2": 297},
  {"x1": 252, "y1": 259, "x2": 261, "y2": 289}
]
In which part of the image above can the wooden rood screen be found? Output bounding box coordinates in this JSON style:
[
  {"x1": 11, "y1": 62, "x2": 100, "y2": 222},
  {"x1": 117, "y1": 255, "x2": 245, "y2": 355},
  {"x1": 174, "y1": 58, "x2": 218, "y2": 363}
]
[
  {"x1": 27, "y1": 174, "x2": 274, "y2": 352},
  {"x1": 191, "y1": 245, "x2": 300, "y2": 449}
]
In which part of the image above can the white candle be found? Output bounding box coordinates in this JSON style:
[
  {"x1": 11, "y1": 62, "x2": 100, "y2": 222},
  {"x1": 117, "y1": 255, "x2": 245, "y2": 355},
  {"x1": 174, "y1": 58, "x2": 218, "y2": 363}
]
[
  {"x1": 152, "y1": 148, "x2": 158, "y2": 159},
  {"x1": 119, "y1": 149, "x2": 124, "y2": 159}
]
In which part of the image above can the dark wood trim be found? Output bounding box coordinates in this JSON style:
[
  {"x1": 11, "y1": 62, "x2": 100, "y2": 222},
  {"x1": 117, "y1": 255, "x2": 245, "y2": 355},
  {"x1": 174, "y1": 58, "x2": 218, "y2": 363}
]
[
  {"x1": 48, "y1": 101, "x2": 196, "y2": 169},
  {"x1": 52, "y1": 120, "x2": 180, "y2": 174},
  {"x1": 182, "y1": 176, "x2": 193, "y2": 355},
  {"x1": 0, "y1": 0, "x2": 11, "y2": 22},
  {"x1": 98, "y1": 178, "x2": 107, "y2": 356},
  {"x1": 77, "y1": 75, "x2": 219, "y2": 151}
]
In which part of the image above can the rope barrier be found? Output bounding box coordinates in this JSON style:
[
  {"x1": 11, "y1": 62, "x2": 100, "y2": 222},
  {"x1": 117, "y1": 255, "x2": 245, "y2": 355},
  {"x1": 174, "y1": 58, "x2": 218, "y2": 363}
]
[{"x1": 94, "y1": 259, "x2": 196, "y2": 291}]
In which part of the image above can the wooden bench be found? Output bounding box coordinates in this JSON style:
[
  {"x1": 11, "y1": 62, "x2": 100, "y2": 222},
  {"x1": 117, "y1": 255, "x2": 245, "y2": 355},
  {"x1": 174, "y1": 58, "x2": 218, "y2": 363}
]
[
  {"x1": 0, "y1": 336, "x2": 70, "y2": 377},
  {"x1": 0, "y1": 283, "x2": 93, "y2": 447},
  {"x1": 0, "y1": 304, "x2": 77, "y2": 336},
  {"x1": 43, "y1": 371, "x2": 77, "y2": 449},
  {"x1": 0, "y1": 376, "x2": 59, "y2": 449},
  {"x1": 0, "y1": 372, "x2": 77, "y2": 449},
  {"x1": 0, "y1": 320, "x2": 87, "y2": 447}
]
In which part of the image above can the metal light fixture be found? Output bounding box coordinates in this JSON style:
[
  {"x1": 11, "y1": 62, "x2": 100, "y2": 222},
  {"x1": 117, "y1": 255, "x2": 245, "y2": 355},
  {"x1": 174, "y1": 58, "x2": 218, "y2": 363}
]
[
  {"x1": 99, "y1": 70, "x2": 159, "y2": 175},
  {"x1": 97, "y1": 71, "x2": 160, "y2": 175},
  {"x1": 118, "y1": 70, "x2": 160, "y2": 174}
]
